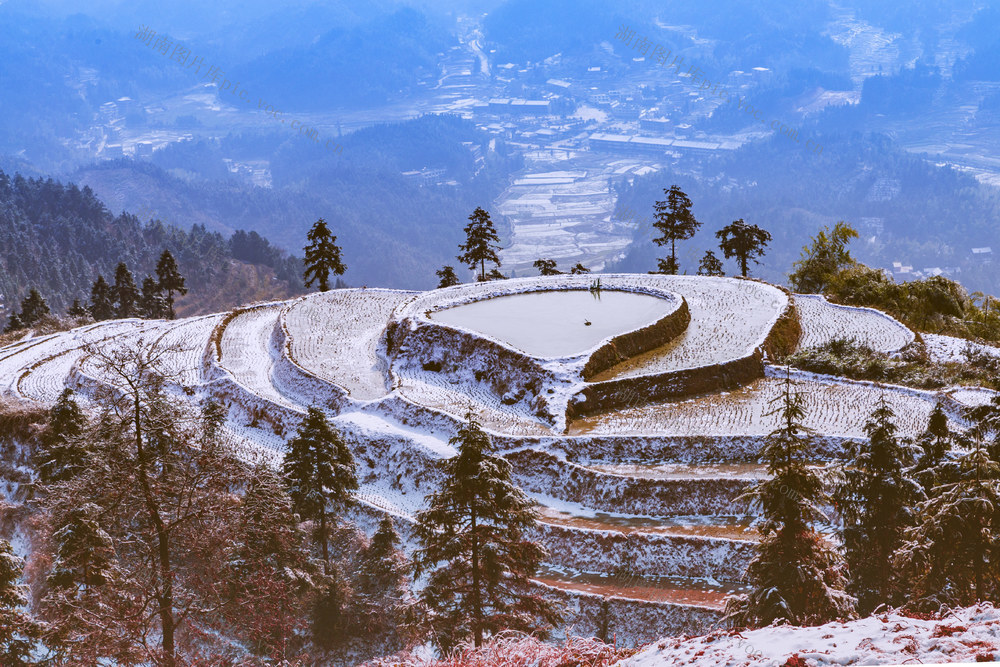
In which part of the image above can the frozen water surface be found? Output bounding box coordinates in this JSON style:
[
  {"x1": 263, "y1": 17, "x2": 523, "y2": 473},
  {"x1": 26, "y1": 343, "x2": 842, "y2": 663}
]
[{"x1": 430, "y1": 289, "x2": 672, "y2": 358}]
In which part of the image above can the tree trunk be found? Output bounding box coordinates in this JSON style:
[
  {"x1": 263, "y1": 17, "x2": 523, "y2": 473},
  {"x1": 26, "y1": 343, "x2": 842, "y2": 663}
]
[
  {"x1": 133, "y1": 391, "x2": 175, "y2": 666},
  {"x1": 320, "y1": 509, "x2": 329, "y2": 575},
  {"x1": 670, "y1": 238, "x2": 676, "y2": 274},
  {"x1": 470, "y1": 509, "x2": 482, "y2": 648}
]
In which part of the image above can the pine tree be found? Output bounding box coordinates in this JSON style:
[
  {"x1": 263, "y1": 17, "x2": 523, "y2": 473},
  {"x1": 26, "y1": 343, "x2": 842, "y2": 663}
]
[
  {"x1": 19, "y1": 288, "x2": 50, "y2": 325},
  {"x1": 725, "y1": 374, "x2": 856, "y2": 627},
  {"x1": 652, "y1": 185, "x2": 700, "y2": 275},
  {"x1": 303, "y1": 219, "x2": 347, "y2": 292},
  {"x1": 482, "y1": 267, "x2": 506, "y2": 282},
  {"x1": 67, "y1": 299, "x2": 89, "y2": 318},
  {"x1": 457, "y1": 207, "x2": 502, "y2": 282},
  {"x1": 716, "y1": 219, "x2": 772, "y2": 277},
  {"x1": 697, "y1": 250, "x2": 725, "y2": 276},
  {"x1": 46, "y1": 503, "x2": 114, "y2": 593},
  {"x1": 354, "y1": 516, "x2": 416, "y2": 645},
  {"x1": 414, "y1": 410, "x2": 560, "y2": 650},
  {"x1": 282, "y1": 407, "x2": 358, "y2": 572},
  {"x1": 896, "y1": 428, "x2": 1000, "y2": 609},
  {"x1": 2, "y1": 312, "x2": 24, "y2": 333},
  {"x1": 832, "y1": 395, "x2": 922, "y2": 614},
  {"x1": 155, "y1": 250, "x2": 187, "y2": 319},
  {"x1": 88, "y1": 275, "x2": 115, "y2": 321},
  {"x1": 532, "y1": 258, "x2": 562, "y2": 276},
  {"x1": 112, "y1": 262, "x2": 140, "y2": 318},
  {"x1": 0, "y1": 538, "x2": 45, "y2": 665},
  {"x1": 569, "y1": 263, "x2": 591, "y2": 274},
  {"x1": 912, "y1": 401, "x2": 955, "y2": 494},
  {"x1": 436, "y1": 266, "x2": 461, "y2": 288},
  {"x1": 36, "y1": 389, "x2": 89, "y2": 485},
  {"x1": 140, "y1": 275, "x2": 166, "y2": 319}
]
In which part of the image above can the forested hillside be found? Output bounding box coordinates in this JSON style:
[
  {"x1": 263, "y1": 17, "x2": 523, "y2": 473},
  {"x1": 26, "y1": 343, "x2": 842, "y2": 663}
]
[{"x1": 0, "y1": 170, "x2": 304, "y2": 323}]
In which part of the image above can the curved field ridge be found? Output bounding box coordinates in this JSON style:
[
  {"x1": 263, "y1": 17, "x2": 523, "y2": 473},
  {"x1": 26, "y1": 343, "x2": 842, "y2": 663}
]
[
  {"x1": 794, "y1": 293, "x2": 914, "y2": 352},
  {"x1": 924, "y1": 332, "x2": 1000, "y2": 365},
  {"x1": 283, "y1": 289, "x2": 416, "y2": 400},
  {"x1": 593, "y1": 276, "x2": 788, "y2": 380}
]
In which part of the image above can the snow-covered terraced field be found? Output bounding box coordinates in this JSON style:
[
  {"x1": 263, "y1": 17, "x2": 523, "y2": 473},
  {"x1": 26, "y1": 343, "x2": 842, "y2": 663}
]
[
  {"x1": 570, "y1": 373, "x2": 954, "y2": 438},
  {"x1": 793, "y1": 293, "x2": 914, "y2": 352},
  {"x1": 283, "y1": 289, "x2": 414, "y2": 400},
  {"x1": 592, "y1": 276, "x2": 787, "y2": 380},
  {"x1": 924, "y1": 332, "x2": 1000, "y2": 365},
  {"x1": 217, "y1": 302, "x2": 301, "y2": 411},
  {"x1": 151, "y1": 314, "x2": 221, "y2": 386}
]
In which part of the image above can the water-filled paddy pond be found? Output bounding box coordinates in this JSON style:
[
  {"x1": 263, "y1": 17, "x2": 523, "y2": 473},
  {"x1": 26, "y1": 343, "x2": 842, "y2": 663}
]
[{"x1": 430, "y1": 289, "x2": 671, "y2": 357}]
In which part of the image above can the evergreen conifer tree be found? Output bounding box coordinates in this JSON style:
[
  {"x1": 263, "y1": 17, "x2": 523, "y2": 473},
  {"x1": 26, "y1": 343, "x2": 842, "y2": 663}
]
[
  {"x1": 67, "y1": 299, "x2": 89, "y2": 318},
  {"x1": 652, "y1": 185, "x2": 700, "y2": 275},
  {"x1": 726, "y1": 374, "x2": 856, "y2": 627},
  {"x1": 788, "y1": 222, "x2": 859, "y2": 293},
  {"x1": 457, "y1": 207, "x2": 502, "y2": 282},
  {"x1": 302, "y1": 219, "x2": 346, "y2": 292},
  {"x1": 414, "y1": 410, "x2": 560, "y2": 650},
  {"x1": 697, "y1": 250, "x2": 725, "y2": 276},
  {"x1": 88, "y1": 275, "x2": 115, "y2": 321},
  {"x1": 140, "y1": 276, "x2": 165, "y2": 319},
  {"x1": 716, "y1": 219, "x2": 772, "y2": 277},
  {"x1": 0, "y1": 537, "x2": 45, "y2": 665},
  {"x1": 913, "y1": 401, "x2": 956, "y2": 494},
  {"x1": 36, "y1": 389, "x2": 89, "y2": 485},
  {"x1": 436, "y1": 266, "x2": 460, "y2": 288},
  {"x1": 155, "y1": 250, "x2": 187, "y2": 319},
  {"x1": 46, "y1": 503, "x2": 114, "y2": 593},
  {"x1": 112, "y1": 263, "x2": 140, "y2": 318},
  {"x1": 569, "y1": 263, "x2": 591, "y2": 274},
  {"x1": 896, "y1": 410, "x2": 1000, "y2": 609},
  {"x1": 2, "y1": 312, "x2": 24, "y2": 333},
  {"x1": 532, "y1": 258, "x2": 562, "y2": 276},
  {"x1": 282, "y1": 407, "x2": 358, "y2": 571},
  {"x1": 354, "y1": 516, "x2": 416, "y2": 645},
  {"x1": 19, "y1": 288, "x2": 50, "y2": 325},
  {"x1": 832, "y1": 395, "x2": 922, "y2": 614}
]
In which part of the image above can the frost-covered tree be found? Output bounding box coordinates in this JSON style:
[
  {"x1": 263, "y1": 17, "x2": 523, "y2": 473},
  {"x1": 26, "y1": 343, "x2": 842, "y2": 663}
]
[
  {"x1": 282, "y1": 407, "x2": 357, "y2": 571},
  {"x1": 354, "y1": 516, "x2": 418, "y2": 649},
  {"x1": 896, "y1": 414, "x2": 1000, "y2": 609},
  {"x1": 414, "y1": 411, "x2": 560, "y2": 650},
  {"x1": 303, "y1": 219, "x2": 346, "y2": 293},
  {"x1": 912, "y1": 401, "x2": 956, "y2": 494},
  {"x1": 46, "y1": 503, "x2": 114, "y2": 593},
  {"x1": 36, "y1": 389, "x2": 89, "y2": 484},
  {"x1": 0, "y1": 538, "x2": 44, "y2": 666},
  {"x1": 457, "y1": 207, "x2": 502, "y2": 282},
  {"x1": 697, "y1": 250, "x2": 725, "y2": 276},
  {"x1": 532, "y1": 258, "x2": 562, "y2": 276},
  {"x1": 652, "y1": 185, "x2": 700, "y2": 275},
  {"x1": 716, "y1": 219, "x2": 771, "y2": 277},
  {"x1": 832, "y1": 395, "x2": 922, "y2": 614},
  {"x1": 726, "y1": 374, "x2": 856, "y2": 627},
  {"x1": 436, "y1": 265, "x2": 460, "y2": 288}
]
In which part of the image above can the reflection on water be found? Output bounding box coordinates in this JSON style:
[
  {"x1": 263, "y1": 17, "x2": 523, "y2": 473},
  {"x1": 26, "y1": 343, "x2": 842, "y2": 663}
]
[{"x1": 430, "y1": 289, "x2": 672, "y2": 357}]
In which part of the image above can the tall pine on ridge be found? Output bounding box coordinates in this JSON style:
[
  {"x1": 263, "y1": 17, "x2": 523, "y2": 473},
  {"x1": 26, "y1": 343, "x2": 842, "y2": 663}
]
[
  {"x1": 303, "y1": 219, "x2": 346, "y2": 292},
  {"x1": 414, "y1": 410, "x2": 559, "y2": 651},
  {"x1": 651, "y1": 185, "x2": 700, "y2": 275},
  {"x1": 457, "y1": 207, "x2": 502, "y2": 282},
  {"x1": 155, "y1": 250, "x2": 187, "y2": 319}
]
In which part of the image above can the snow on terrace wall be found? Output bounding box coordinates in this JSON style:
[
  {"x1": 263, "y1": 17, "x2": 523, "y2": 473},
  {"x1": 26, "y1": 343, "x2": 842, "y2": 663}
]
[
  {"x1": 533, "y1": 522, "x2": 754, "y2": 581},
  {"x1": 540, "y1": 582, "x2": 723, "y2": 647},
  {"x1": 388, "y1": 276, "x2": 686, "y2": 426},
  {"x1": 507, "y1": 448, "x2": 751, "y2": 516}
]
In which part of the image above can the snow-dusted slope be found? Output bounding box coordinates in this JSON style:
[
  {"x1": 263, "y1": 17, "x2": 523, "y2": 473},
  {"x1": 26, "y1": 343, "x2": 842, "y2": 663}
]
[{"x1": 617, "y1": 603, "x2": 1000, "y2": 666}]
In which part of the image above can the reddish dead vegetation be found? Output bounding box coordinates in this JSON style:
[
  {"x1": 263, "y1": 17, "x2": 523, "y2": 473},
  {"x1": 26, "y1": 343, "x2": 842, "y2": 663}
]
[
  {"x1": 781, "y1": 655, "x2": 809, "y2": 667},
  {"x1": 365, "y1": 633, "x2": 637, "y2": 667},
  {"x1": 932, "y1": 624, "x2": 968, "y2": 638}
]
